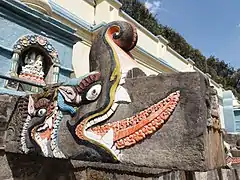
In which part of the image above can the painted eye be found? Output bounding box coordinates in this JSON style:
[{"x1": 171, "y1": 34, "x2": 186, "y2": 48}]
[
  {"x1": 86, "y1": 84, "x2": 102, "y2": 101},
  {"x1": 37, "y1": 109, "x2": 47, "y2": 117}
]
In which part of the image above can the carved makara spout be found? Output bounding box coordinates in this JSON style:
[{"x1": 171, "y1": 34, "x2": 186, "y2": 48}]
[{"x1": 6, "y1": 21, "x2": 180, "y2": 162}]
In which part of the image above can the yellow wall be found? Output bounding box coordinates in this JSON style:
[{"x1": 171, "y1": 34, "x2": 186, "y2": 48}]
[
  {"x1": 163, "y1": 47, "x2": 191, "y2": 72},
  {"x1": 51, "y1": 0, "x2": 95, "y2": 24}
]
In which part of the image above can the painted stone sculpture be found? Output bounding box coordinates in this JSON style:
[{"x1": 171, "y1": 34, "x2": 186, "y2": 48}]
[
  {"x1": 3, "y1": 21, "x2": 224, "y2": 170},
  {"x1": 6, "y1": 21, "x2": 180, "y2": 160},
  {"x1": 19, "y1": 52, "x2": 45, "y2": 85}
]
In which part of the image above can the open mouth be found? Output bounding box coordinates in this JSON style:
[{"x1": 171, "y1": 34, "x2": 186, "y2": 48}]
[
  {"x1": 81, "y1": 91, "x2": 180, "y2": 158},
  {"x1": 31, "y1": 104, "x2": 65, "y2": 157}
]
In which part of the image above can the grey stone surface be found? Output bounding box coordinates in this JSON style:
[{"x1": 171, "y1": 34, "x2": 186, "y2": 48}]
[
  {"x1": 116, "y1": 72, "x2": 224, "y2": 170},
  {"x1": 0, "y1": 95, "x2": 18, "y2": 149},
  {"x1": 225, "y1": 133, "x2": 240, "y2": 146},
  {"x1": 0, "y1": 151, "x2": 240, "y2": 180},
  {"x1": 58, "y1": 72, "x2": 224, "y2": 170},
  {"x1": 4, "y1": 72, "x2": 225, "y2": 171}
]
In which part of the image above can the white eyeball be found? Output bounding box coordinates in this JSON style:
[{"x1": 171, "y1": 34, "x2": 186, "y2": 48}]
[
  {"x1": 37, "y1": 108, "x2": 47, "y2": 117},
  {"x1": 86, "y1": 84, "x2": 102, "y2": 101}
]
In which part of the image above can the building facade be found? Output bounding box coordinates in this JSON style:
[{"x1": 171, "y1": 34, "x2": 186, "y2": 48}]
[
  {"x1": 0, "y1": 0, "x2": 79, "y2": 95},
  {"x1": 223, "y1": 90, "x2": 240, "y2": 132}
]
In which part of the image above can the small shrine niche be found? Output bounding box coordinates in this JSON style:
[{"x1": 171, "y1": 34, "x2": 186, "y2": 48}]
[
  {"x1": 18, "y1": 47, "x2": 49, "y2": 86},
  {"x1": 6, "y1": 35, "x2": 60, "y2": 93}
]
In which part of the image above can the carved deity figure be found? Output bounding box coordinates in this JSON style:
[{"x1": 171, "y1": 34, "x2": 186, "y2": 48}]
[{"x1": 19, "y1": 51, "x2": 45, "y2": 85}]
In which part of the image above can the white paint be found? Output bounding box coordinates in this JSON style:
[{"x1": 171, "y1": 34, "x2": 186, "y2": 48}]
[
  {"x1": 101, "y1": 129, "x2": 114, "y2": 148},
  {"x1": 114, "y1": 86, "x2": 131, "y2": 103}
]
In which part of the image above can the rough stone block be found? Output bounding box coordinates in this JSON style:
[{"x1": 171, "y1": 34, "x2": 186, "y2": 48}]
[{"x1": 3, "y1": 72, "x2": 225, "y2": 171}]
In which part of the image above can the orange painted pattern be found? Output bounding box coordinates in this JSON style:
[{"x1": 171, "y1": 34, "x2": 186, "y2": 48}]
[
  {"x1": 227, "y1": 157, "x2": 240, "y2": 164},
  {"x1": 91, "y1": 91, "x2": 180, "y2": 149}
]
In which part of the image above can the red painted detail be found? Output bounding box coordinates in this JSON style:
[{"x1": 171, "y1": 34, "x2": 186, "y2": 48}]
[
  {"x1": 227, "y1": 157, "x2": 240, "y2": 164},
  {"x1": 76, "y1": 72, "x2": 101, "y2": 94},
  {"x1": 75, "y1": 119, "x2": 87, "y2": 139},
  {"x1": 89, "y1": 91, "x2": 180, "y2": 149},
  {"x1": 81, "y1": 79, "x2": 89, "y2": 87}
]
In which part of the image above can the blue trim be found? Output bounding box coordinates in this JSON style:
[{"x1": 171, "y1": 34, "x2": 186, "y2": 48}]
[
  {"x1": 49, "y1": 0, "x2": 107, "y2": 32},
  {"x1": 92, "y1": 22, "x2": 106, "y2": 31},
  {"x1": 0, "y1": 45, "x2": 13, "y2": 58},
  {"x1": 58, "y1": 92, "x2": 76, "y2": 115},
  {"x1": 59, "y1": 66, "x2": 74, "y2": 72},
  {"x1": 0, "y1": 88, "x2": 27, "y2": 96},
  {"x1": 0, "y1": 0, "x2": 81, "y2": 46}
]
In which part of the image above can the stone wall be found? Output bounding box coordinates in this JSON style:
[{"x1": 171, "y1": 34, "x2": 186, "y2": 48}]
[{"x1": 0, "y1": 152, "x2": 239, "y2": 180}]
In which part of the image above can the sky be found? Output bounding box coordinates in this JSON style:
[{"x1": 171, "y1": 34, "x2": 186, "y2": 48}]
[{"x1": 140, "y1": 0, "x2": 240, "y2": 69}]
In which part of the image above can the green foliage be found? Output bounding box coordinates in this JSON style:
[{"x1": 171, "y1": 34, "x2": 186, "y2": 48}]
[{"x1": 119, "y1": 0, "x2": 240, "y2": 99}]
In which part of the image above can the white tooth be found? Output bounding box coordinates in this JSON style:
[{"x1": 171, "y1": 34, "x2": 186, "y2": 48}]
[
  {"x1": 93, "y1": 117, "x2": 102, "y2": 125},
  {"x1": 106, "y1": 109, "x2": 114, "y2": 117},
  {"x1": 90, "y1": 120, "x2": 95, "y2": 126},
  {"x1": 97, "y1": 117, "x2": 103, "y2": 122},
  {"x1": 85, "y1": 131, "x2": 101, "y2": 140},
  {"x1": 39, "y1": 124, "x2": 49, "y2": 131},
  {"x1": 114, "y1": 86, "x2": 131, "y2": 103},
  {"x1": 101, "y1": 114, "x2": 108, "y2": 121},
  {"x1": 95, "y1": 117, "x2": 102, "y2": 123},
  {"x1": 101, "y1": 129, "x2": 114, "y2": 148},
  {"x1": 111, "y1": 103, "x2": 119, "y2": 111},
  {"x1": 46, "y1": 117, "x2": 53, "y2": 129},
  {"x1": 85, "y1": 123, "x2": 91, "y2": 129}
]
